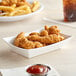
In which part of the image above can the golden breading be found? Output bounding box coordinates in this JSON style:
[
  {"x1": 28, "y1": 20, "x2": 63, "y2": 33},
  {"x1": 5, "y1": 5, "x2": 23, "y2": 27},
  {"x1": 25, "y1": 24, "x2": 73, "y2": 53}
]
[
  {"x1": 45, "y1": 25, "x2": 49, "y2": 30},
  {"x1": 38, "y1": 34, "x2": 64, "y2": 44},
  {"x1": 29, "y1": 32, "x2": 40, "y2": 36},
  {"x1": 18, "y1": 38, "x2": 43, "y2": 49},
  {"x1": 49, "y1": 26, "x2": 60, "y2": 35},
  {"x1": 40, "y1": 30, "x2": 48, "y2": 36},
  {"x1": 45, "y1": 26, "x2": 60, "y2": 35},
  {"x1": 34, "y1": 42, "x2": 43, "y2": 48},
  {"x1": 14, "y1": 33, "x2": 43, "y2": 49},
  {"x1": 14, "y1": 32, "x2": 25, "y2": 47},
  {"x1": 27, "y1": 34, "x2": 64, "y2": 44},
  {"x1": 27, "y1": 35, "x2": 39, "y2": 41},
  {"x1": 19, "y1": 38, "x2": 35, "y2": 49}
]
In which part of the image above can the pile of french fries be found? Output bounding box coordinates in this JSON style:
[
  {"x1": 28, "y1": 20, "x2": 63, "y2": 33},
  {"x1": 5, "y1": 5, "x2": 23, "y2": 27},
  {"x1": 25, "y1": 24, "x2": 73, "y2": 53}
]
[{"x1": 0, "y1": 0, "x2": 40, "y2": 16}]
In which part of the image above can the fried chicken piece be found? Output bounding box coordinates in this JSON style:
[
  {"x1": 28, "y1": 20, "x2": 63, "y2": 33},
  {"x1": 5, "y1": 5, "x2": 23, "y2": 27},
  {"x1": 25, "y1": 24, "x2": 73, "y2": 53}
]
[
  {"x1": 27, "y1": 34, "x2": 64, "y2": 44},
  {"x1": 38, "y1": 34, "x2": 64, "y2": 44},
  {"x1": 45, "y1": 25, "x2": 49, "y2": 30},
  {"x1": 27, "y1": 35, "x2": 39, "y2": 41},
  {"x1": 14, "y1": 32, "x2": 25, "y2": 47},
  {"x1": 42, "y1": 43, "x2": 47, "y2": 46},
  {"x1": 45, "y1": 26, "x2": 60, "y2": 35},
  {"x1": 29, "y1": 32, "x2": 40, "y2": 36},
  {"x1": 40, "y1": 30, "x2": 48, "y2": 36},
  {"x1": 19, "y1": 38, "x2": 43, "y2": 49},
  {"x1": 17, "y1": 0, "x2": 25, "y2": 2},
  {"x1": 14, "y1": 32, "x2": 43, "y2": 49},
  {"x1": 19, "y1": 38, "x2": 35, "y2": 49},
  {"x1": 34, "y1": 42, "x2": 43, "y2": 48}
]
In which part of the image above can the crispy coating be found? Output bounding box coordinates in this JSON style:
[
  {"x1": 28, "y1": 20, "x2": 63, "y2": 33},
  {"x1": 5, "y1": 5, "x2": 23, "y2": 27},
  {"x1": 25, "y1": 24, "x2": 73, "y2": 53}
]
[
  {"x1": 14, "y1": 32, "x2": 43, "y2": 49},
  {"x1": 27, "y1": 34, "x2": 64, "y2": 44},
  {"x1": 19, "y1": 38, "x2": 35, "y2": 49},
  {"x1": 27, "y1": 35, "x2": 39, "y2": 41},
  {"x1": 34, "y1": 42, "x2": 43, "y2": 48},
  {"x1": 45, "y1": 25, "x2": 60, "y2": 35},
  {"x1": 14, "y1": 32, "x2": 25, "y2": 47},
  {"x1": 29, "y1": 32, "x2": 40, "y2": 36},
  {"x1": 45, "y1": 25, "x2": 49, "y2": 30},
  {"x1": 18, "y1": 38, "x2": 43, "y2": 49},
  {"x1": 38, "y1": 34, "x2": 64, "y2": 44},
  {"x1": 40, "y1": 30, "x2": 48, "y2": 36}
]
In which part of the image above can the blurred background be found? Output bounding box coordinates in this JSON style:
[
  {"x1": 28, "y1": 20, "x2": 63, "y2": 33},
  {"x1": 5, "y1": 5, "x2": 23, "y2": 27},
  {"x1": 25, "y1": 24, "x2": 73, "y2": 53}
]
[{"x1": 41, "y1": 0, "x2": 63, "y2": 10}]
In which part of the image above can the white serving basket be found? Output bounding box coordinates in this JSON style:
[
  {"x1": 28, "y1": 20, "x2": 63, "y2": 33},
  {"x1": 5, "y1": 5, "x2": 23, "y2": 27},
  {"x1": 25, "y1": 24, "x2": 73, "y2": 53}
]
[{"x1": 3, "y1": 28, "x2": 72, "y2": 58}]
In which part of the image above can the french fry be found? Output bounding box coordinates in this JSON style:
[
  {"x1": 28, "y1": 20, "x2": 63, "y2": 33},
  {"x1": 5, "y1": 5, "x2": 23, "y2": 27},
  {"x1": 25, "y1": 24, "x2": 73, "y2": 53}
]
[
  {"x1": 9, "y1": 8, "x2": 31, "y2": 16},
  {"x1": 9, "y1": 10, "x2": 26, "y2": 16},
  {"x1": 25, "y1": 1, "x2": 32, "y2": 8},
  {"x1": 11, "y1": 4, "x2": 16, "y2": 8},
  {"x1": 24, "y1": 7, "x2": 31, "y2": 14},
  {"x1": 0, "y1": 6, "x2": 14, "y2": 12},
  {"x1": 32, "y1": 1, "x2": 40, "y2": 12},
  {"x1": 16, "y1": 5, "x2": 30, "y2": 10},
  {"x1": 10, "y1": 0, "x2": 17, "y2": 4},
  {"x1": 9, "y1": 0, "x2": 25, "y2": 4},
  {"x1": 0, "y1": 0, "x2": 40, "y2": 16},
  {"x1": 1, "y1": 1, "x2": 9, "y2": 6},
  {"x1": 16, "y1": 2, "x2": 25, "y2": 6},
  {"x1": 16, "y1": 2, "x2": 32, "y2": 8}
]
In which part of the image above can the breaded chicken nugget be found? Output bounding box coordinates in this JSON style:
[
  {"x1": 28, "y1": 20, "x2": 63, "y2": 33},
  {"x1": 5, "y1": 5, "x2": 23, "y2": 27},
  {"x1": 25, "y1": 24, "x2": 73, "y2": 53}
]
[
  {"x1": 40, "y1": 30, "x2": 48, "y2": 36},
  {"x1": 14, "y1": 32, "x2": 25, "y2": 47},
  {"x1": 34, "y1": 42, "x2": 43, "y2": 48},
  {"x1": 20, "y1": 37, "x2": 35, "y2": 49},
  {"x1": 48, "y1": 26, "x2": 60, "y2": 35},
  {"x1": 45, "y1": 26, "x2": 60, "y2": 35},
  {"x1": 38, "y1": 34, "x2": 64, "y2": 44},
  {"x1": 20, "y1": 38, "x2": 43, "y2": 49},
  {"x1": 29, "y1": 32, "x2": 40, "y2": 36},
  {"x1": 45, "y1": 25, "x2": 49, "y2": 30},
  {"x1": 27, "y1": 35, "x2": 39, "y2": 41}
]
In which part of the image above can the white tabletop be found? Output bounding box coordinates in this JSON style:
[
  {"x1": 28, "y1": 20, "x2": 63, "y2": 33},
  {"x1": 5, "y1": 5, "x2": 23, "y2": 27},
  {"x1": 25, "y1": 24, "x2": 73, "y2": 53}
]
[{"x1": 0, "y1": 0, "x2": 76, "y2": 76}]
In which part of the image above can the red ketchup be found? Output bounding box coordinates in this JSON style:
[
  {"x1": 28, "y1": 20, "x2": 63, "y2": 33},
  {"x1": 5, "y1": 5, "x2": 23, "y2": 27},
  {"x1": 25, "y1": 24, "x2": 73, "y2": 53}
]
[{"x1": 26, "y1": 64, "x2": 50, "y2": 75}]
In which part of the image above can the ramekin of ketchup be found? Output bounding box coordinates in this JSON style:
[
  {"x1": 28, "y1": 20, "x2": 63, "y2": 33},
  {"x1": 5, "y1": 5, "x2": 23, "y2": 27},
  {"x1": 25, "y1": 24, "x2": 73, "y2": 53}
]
[{"x1": 26, "y1": 64, "x2": 51, "y2": 76}]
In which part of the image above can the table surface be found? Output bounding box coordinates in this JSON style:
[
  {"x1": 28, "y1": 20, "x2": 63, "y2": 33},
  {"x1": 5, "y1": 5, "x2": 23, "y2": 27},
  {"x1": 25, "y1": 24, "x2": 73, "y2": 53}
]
[{"x1": 0, "y1": 0, "x2": 76, "y2": 76}]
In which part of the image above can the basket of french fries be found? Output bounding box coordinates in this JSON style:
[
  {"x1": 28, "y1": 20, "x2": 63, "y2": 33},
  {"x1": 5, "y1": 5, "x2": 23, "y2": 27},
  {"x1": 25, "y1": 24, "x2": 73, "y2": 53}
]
[{"x1": 0, "y1": 0, "x2": 43, "y2": 21}]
